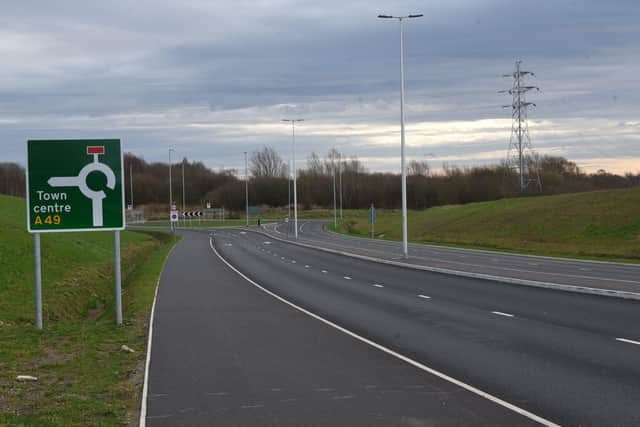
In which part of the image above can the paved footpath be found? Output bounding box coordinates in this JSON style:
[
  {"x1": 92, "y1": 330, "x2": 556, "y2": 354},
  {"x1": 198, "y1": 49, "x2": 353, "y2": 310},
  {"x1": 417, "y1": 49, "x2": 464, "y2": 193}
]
[{"x1": 144, "y1": 230, "x2": 537, "y2": 426}]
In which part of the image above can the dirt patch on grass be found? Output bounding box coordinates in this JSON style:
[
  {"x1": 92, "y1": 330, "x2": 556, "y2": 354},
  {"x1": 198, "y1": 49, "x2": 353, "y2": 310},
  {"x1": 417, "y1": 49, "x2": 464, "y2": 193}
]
[{"x1": 36, "y1": 348, "x2": 76, "y2": 366}]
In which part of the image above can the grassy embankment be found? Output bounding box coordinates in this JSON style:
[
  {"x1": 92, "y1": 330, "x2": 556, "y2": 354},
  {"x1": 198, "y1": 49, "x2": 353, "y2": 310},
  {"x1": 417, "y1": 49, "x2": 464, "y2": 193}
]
[
  {"x1": 334, "y1": 188, "x2": 640, "y2": 262},
  {"x1": 0, "y1": 195, "x2": 177, "y2": 426}
]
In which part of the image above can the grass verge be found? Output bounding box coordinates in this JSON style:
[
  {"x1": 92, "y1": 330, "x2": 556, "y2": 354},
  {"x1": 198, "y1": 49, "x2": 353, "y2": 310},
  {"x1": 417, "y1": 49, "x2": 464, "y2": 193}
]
[
  {"x1": 333, "y1": 188, "x2": 640, "y2": 263},
  {"x1": 0, "y1": 194, "x2": 178, "y2": 426}
]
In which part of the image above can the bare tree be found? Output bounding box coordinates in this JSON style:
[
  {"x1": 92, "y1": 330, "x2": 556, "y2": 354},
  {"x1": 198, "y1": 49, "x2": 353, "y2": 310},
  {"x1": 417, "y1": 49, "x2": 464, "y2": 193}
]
[
  {"x1": 250, "y1": 146, "x2": 287, "y2": 177},
  {"x1": 407, "y1": 159, "x2": 430, "y2": 176}
]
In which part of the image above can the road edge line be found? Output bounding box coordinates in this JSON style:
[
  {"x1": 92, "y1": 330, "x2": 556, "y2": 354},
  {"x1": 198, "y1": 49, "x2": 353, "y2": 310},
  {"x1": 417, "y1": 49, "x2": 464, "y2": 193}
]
[
  {"x1": 208, "y1": 237, "x2": 559, "y2": 427},
  {"x1": 256, "y1": 226, "x2": 640, "y2": 301},
  {"x1": 139, "y1": 240, "x2": 179, "y2": 427}
]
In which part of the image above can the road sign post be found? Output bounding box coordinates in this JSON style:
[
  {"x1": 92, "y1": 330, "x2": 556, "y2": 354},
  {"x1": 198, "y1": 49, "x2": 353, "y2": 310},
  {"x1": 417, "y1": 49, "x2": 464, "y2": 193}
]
[
  {"x1": 26, "y1": 139, "x2": 125, "y2": 328},
  {"x1": 369, "y1": 204, "x2": 377, "y2": 239},
  {"x1": 34, "y1": 233, "x2": 43, "y2": 330}
]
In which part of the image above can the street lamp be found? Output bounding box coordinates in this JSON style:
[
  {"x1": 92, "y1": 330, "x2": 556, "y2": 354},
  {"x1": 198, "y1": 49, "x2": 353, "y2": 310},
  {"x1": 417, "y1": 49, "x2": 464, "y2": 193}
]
[
  {"x1": 244, "y1": 151, "x2": 249, "y2": 226},
  {"x1": 378, "y1": 12, "x2": 423, "y2": 259},
  {"x1": 282, "y1": 118, "x2": 304, "y2": 239},
  {"x1": 168, "y1": 148, "x2": 175, "y2": 231},
  {"x1": 339, "y1": 153, "x2": 343, "y2": 220},
  {"x1": 181, "y1": 158, "x2": 186, "y2": 226},
  {"x1": 332, "y1": 154, "x2": 337, "y2": 229}
]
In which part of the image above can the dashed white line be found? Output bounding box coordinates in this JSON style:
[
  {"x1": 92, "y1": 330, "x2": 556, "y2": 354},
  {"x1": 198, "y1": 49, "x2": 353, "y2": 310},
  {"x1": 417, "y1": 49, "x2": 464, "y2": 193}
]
[
  {"x1": 321, "y1": 270, "x2": 328, "y2": 274},
  {"x1": 491, "y1": 311, "x2": 515, "y2": 318},
  {"x1": 305, "y1": 265, "x2": 310, "y2": 268},
  {"x1": 291, "y1": 260, "x2": 297, "y2": 264},
  {"x1": 373, "y1": 284, "x2": 384, "y2": 288},
  {"x1": 344, "y1": 276, "x2": 352, "y2": 280},
  {"x1": 616, "y1": 338, "x2": 640, "y2": 346},
  {"x1": 418, "y1": 294, "x2": 431, "y2": 299},
  {"x1": 281, "y1": 257, "x2": 285, "y2": 260}
]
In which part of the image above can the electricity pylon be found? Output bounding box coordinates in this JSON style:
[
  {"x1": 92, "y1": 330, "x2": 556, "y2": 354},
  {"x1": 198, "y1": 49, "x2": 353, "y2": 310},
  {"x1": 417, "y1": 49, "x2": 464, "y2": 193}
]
[{"x1": 501, "y1": 60, "x2": 542, "y2": 192}]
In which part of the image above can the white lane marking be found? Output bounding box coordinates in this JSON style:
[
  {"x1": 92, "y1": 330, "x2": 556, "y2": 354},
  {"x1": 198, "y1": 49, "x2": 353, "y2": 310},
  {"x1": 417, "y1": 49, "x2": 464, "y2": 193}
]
[
  {"x1": 305, "y1": 265, "x2": 310, "y2": 268},
  {"x1": 264, "y1": 241, "x2": 272, "y2": 245},
  {"x1": 418, "y1": 294, "x2": 431, "y2": 299},
  {"x1": 208, "y1": 238, "x2": 559, "y2": 427},
  {"x1": 240, "y1": 231, "x2": 247, "y2": 235},
  {"x1": 291, "y1": 260, "x2": 297, "y2": 264},
  {"x1": 491, "y1": 311, "x2": 515, "y2": 318},
  {"x1": 373, "y1": 284, "x2": 384, "y2": 288},
  {"x1": 344, "y1": 276, "x2": 352, "y2": 280},
  {"x1": 300, "y1": 222, "x2": 307, "y2": 233},
  {"x1": 281, "y1": 257, "x2": 285, "y2": 260},
  {"x1": 257, "y1": 229, "x2": 640, "y2": 299},
  {"x1": 225, "y1": 243, "x2": 233, "y2": 246},
  {"x1": 616, "y1": 338, "x2": 640, "y2": 346},
  {"x1": 321, "y1": 270, "x2": 328, "y2": 274},
  {"x1": 140, "y1": 243, "x2": 179, "y2": 427}
]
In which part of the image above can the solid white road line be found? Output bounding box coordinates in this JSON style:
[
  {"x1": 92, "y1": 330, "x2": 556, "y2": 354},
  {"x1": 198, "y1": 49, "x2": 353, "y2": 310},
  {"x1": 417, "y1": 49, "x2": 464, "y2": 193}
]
[
  {"x1": 208, "y1": 238, "x2": 559, "y2": 427},
  {"x1": 418, "y1": 294, "x2": 431, "y2": 299},
  {"x1": 373, "y1": 284, "x2": 384, "y2": 288},
  {"x1": 139, "y1": 243, "x2": 178, "y2": 427},
  {"x1": 616, "y1": 338, "x2": 640, "y2": 346},
  {"x1": 491, "y1": 311, "x2": 515, "y2": 318}
]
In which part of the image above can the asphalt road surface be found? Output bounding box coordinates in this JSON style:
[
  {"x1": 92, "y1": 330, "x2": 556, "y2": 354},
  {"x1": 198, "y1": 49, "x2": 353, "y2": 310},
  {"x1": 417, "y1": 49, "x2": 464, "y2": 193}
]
[
  {"x1": 144, "y1": 230, "x2": 539, "y2": 426},
  {"x1": 264, "y1": 220, "x2": 640, "y2": 296},
  {"x1": 145, "y1": 228, "x2": 640, "y2": 426}
]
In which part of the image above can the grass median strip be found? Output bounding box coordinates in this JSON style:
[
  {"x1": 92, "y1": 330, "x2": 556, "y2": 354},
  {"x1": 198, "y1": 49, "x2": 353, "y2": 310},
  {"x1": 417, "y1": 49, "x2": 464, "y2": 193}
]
[{"x1": 0, "y1": 195, "x2": 178, "y2": 426}]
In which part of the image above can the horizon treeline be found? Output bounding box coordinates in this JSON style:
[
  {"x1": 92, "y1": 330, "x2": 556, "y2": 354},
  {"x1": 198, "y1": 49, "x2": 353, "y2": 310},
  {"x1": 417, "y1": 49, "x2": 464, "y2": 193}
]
[{"x1": 2, "y1": 147, "x2": 639, "y2": 210}]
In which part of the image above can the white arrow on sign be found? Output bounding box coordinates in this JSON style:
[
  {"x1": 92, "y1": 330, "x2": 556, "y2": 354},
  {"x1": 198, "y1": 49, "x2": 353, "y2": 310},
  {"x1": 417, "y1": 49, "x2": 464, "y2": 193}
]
[{"x1": 47, "y1": 147, "x2": 116, "y2": 227}]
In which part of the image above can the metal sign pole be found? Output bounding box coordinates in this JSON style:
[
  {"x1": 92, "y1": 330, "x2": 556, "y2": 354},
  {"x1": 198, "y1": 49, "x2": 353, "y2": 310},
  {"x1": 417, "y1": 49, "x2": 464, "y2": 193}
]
[
  {"x1": 34, "y1": 233, "x2": 43, "y2": 330},
  {"x1": 114, "y1": 231, "x2": 122, "y2": 325}
]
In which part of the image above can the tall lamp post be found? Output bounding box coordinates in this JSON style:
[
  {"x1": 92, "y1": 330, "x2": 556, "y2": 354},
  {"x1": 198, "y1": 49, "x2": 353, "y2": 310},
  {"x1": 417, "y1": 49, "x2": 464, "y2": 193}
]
[
  {"x1": 244, "y1": 151, "x2": 249, "y2": 226},
  {"x1": 181, "y1": 158, "x2": 186, "y2": 226},
  {"x1": 282, "y1": 118, "x2": 304, "y2": 239},
  {"x1": 168, "y1": 148, "x2": 175, "y2": 230},
  {"x1": 378, "y1": 12, "x2": 422, "y2": 259},
  {"x1": 339, "y1": 154, "x2": 343, "y2": 220}
]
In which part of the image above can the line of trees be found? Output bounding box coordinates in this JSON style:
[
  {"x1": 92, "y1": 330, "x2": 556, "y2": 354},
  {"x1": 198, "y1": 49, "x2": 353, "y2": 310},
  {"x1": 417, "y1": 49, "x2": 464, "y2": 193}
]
[{"x1": 2, "y1": 148, "x2": 639, "y2": 211}]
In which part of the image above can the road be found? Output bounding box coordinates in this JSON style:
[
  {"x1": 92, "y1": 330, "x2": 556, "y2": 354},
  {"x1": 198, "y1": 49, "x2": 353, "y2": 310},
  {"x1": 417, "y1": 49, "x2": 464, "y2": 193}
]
[
  {"x1": 144, "y1": 230, "x2": 539, "y2": 426},
  {"x1": 264, "y1": 220, "x2": 640, "y2": 297},
  {"x1": 145, "y1": 227, "x2": 640, "y2": 426}
]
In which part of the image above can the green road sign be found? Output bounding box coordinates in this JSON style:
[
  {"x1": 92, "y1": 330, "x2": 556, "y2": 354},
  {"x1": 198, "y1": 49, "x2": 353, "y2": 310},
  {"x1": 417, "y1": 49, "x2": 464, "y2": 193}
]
[{"x1": 26, "y1": 139, "x2": 125, "y2": 233}]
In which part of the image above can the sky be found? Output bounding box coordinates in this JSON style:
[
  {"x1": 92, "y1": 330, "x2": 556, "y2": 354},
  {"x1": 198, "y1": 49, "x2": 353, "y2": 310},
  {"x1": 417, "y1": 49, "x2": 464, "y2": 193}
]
[{"x1": 1, "y1": 0, "x2": 639, "y2": 175}]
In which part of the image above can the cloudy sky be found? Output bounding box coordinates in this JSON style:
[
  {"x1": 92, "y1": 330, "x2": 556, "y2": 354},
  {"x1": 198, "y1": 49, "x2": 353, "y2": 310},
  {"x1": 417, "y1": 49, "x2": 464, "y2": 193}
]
[{"x1": 2, "y1": 0, "x2": 639, "y2": 174}]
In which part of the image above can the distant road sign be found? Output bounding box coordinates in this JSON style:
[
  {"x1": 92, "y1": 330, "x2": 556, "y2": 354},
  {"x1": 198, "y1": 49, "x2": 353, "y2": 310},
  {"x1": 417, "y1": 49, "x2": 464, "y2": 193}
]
[
  {"x1": 26, "y1": 139, "x2": 125, "y2": 233},
  {"x1": 368, "y1": 205, "x2": 377, "y2": 224},
  {"x1": 170, "y1": 210, "x2": 179, "y2": 222}
]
